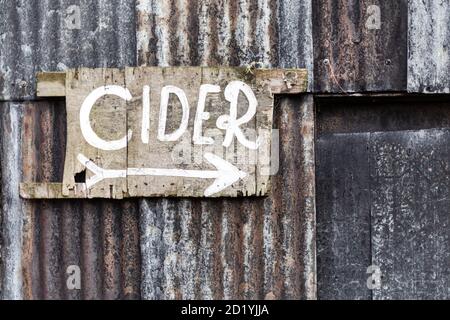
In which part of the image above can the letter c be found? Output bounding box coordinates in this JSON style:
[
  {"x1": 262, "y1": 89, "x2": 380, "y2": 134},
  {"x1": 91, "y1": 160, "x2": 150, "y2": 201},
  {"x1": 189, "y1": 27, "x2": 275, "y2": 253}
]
[{"x1": 80, "y1": 85, "x2": 132, "y2": 151}]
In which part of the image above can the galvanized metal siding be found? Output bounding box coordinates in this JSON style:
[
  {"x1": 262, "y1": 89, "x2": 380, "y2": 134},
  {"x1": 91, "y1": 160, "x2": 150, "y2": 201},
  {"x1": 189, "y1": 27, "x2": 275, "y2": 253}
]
[
  {"x1": 136, "y1": 0, "x2": 316, "y2": 299},
  {"x1": 1, "y1": 0, "x2": 315, "y2": 300},
  {"x1": 0, "y1": 0, "x2": 140, "y2": 299},
  {"x1": 0, "y1": 102, "x2": 24, "y2": 300},
  {"x1": 0, "y1": 0, "x2": 137, "y2": 100},
  {"x1": 313, "y1": 0, "x2": 408, "y2": 92},
  {"x1": 135, "y1": 0, "x2": 313, "y2": 89},
  {"x1": 278, "y1": 0, "x2": 314, "y2": 91},
  {"x1": 316, "y1": 96, "x2": 450, "y2": 299},
  {"x1": 19, "y1": 101, "x2": 141, "y2": 300},
  {"x1": 408, "y1": 0, "x2": 450, "y2": 93},
  {"x1": 139, "y1": 96, "x2": 316, "y2": 300}
]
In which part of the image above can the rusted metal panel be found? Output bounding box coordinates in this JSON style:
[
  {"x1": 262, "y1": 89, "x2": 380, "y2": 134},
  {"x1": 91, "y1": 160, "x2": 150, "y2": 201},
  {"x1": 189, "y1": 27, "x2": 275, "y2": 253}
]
[
  {"x1": 0, "y1": 0, "x2": 137, "y2": 101},
  {"x1": 313, "y1": 0, "x2": 408, "y2": 93},
  {"x1": 140, "y1": 95, "x2": 316, "y2": 299},
  {"x1": 1, "y1": 0, "x2": 316, "y2": 300},
  {"x1": 18, "y1": 101, "x2": 141, "y2": 300},
  {"x1": 135, "y1": 0, "x2": 313, "y2": 87},
  {"x1": 278, "y1": 0, "x2": 314, "y2": 91},
  {"x1": 408, "y1": 0, "x2": 450, "y2": 93},
  {"x1": 136, "y1": 1, "x2": 316, "y2": 298}
]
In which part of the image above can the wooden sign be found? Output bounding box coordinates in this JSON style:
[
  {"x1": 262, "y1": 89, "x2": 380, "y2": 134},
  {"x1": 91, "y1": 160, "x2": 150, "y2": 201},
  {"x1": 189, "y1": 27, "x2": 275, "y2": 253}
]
[{"x1": 21, "y1": 67, "x2": 307, "y2": 199}]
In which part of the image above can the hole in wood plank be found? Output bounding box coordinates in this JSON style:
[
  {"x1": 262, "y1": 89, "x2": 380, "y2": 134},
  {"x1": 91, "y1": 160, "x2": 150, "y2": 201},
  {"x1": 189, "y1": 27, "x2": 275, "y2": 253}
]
[{"x1": 74, "y1": 169, "x2": 86, "y2": 183}]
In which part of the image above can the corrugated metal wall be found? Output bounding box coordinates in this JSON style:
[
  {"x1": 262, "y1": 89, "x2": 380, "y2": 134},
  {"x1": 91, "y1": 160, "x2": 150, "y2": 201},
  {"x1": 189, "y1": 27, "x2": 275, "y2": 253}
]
[
  {"x1": 408, "y1": 0, "x2": 450, "y2": 93},
  {"x1": 1, "y1": 0, "x2": 449, "y2": 300},
  {"x1": 313, "y1": 0, "x2": 408, "y2": 92},
  {"x1": 0, "y1": 0, "x2": 315, "y2": 300}
]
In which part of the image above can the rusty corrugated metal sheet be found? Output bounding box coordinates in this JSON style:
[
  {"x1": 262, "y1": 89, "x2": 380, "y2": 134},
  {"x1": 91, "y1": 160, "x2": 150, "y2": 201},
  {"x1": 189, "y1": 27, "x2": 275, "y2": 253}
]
[
  {"x1": 313, "y1": 0, "x2": 408, "y2": 93},
  {"x1": 0, "y1": 0, "x2": 137, "y2": 100},
  {"x1": 135, "y1": 0, "x2": 313, "y2": 89},
  {"x1": 136, "y1": 0, "x2": 316, "y2": 299},
  {"x1": 19, "y1": 101, "x2": 141, "y2": 300},
  {"x1": 0, "y1": 0, "x2": 140, "y2": 300},
  {"x1": 0, "y1": 0, "x2": 315, "y2": 300},
  {"x1": 408, "y1": 0, "x2": 450, "y2": 93},
  {"x1": 0, "y1": 102, "x2": 24, "y2": 300}
]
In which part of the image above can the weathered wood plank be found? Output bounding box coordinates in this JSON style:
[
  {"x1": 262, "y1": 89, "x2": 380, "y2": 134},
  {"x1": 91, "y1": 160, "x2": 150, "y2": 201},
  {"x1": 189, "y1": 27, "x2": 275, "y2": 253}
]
[
  {"x1": 25, "y1": 67, "x2": 306, "y2": 199},
  {"x1": 62, "y1": 68, "x2": 128, "y2": 199},
  {"x1": 20, "y1": 183, "x2": 88, "y2": 199},
  {"x1": 36, "y1": 72, "x2": 66, "y2": 97},
  {"x1": 35, "y1": 68, "x2": 308, "y2": 98}
]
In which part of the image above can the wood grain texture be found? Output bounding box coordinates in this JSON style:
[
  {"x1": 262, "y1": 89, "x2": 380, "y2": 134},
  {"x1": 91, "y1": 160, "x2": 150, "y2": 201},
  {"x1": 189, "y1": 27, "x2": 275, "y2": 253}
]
[
  {"x1": 27, "y1": 67, "x2": 306, "y2": 199},
  {"x1": 0, "y1": 0, "x2": 137, "y2": 101},
  {"x1": 63, "y1": 68, "x2": 128, "y2": 199}
]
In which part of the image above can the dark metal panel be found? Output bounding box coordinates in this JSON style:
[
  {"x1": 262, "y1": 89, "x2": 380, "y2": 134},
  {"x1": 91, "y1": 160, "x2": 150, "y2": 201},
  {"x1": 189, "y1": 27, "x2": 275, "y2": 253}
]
[
  {"x1": 370, "y1": 130, "x2": 450, "y2": 299},
  {"x1": 139, "y1": 95, "x2": 316, "y2": 300},
  {"x1": 313, "y1": 0, "x2": 407, "y2": 92},
  {"x1": 316, "y1": 133, "x2": 372, "y2": 300},
  {"x1": 317, "y1": 95, "x2": 450, "y2": 135},
  {"x1": 316, "y1": 97, "x2": 450, "y2": 300},
  {"x1": 19, "y1": 101, "x2": 141, "y2": 300},
  {"x1": 0, "y1": 0, "x2": 137, "y2": 100},
  {"x1": 408, "y1": 0, "x2": 450, "y2": 93}
]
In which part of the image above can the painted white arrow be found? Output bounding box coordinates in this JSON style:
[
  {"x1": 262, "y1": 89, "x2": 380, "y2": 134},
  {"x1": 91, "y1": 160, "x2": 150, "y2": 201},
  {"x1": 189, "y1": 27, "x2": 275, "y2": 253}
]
[{"x1": 77, "y1": 153, "x2": 247, "y2": 196}]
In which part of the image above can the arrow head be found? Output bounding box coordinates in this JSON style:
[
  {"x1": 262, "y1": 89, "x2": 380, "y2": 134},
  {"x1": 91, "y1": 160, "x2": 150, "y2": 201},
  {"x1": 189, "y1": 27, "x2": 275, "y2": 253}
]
[
  {"x1": 77, "y1": 154, "x2": 105, "y2": 188},
  {"x1": 203, "y1": 153, "x2": 247, "y2": 196}
]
